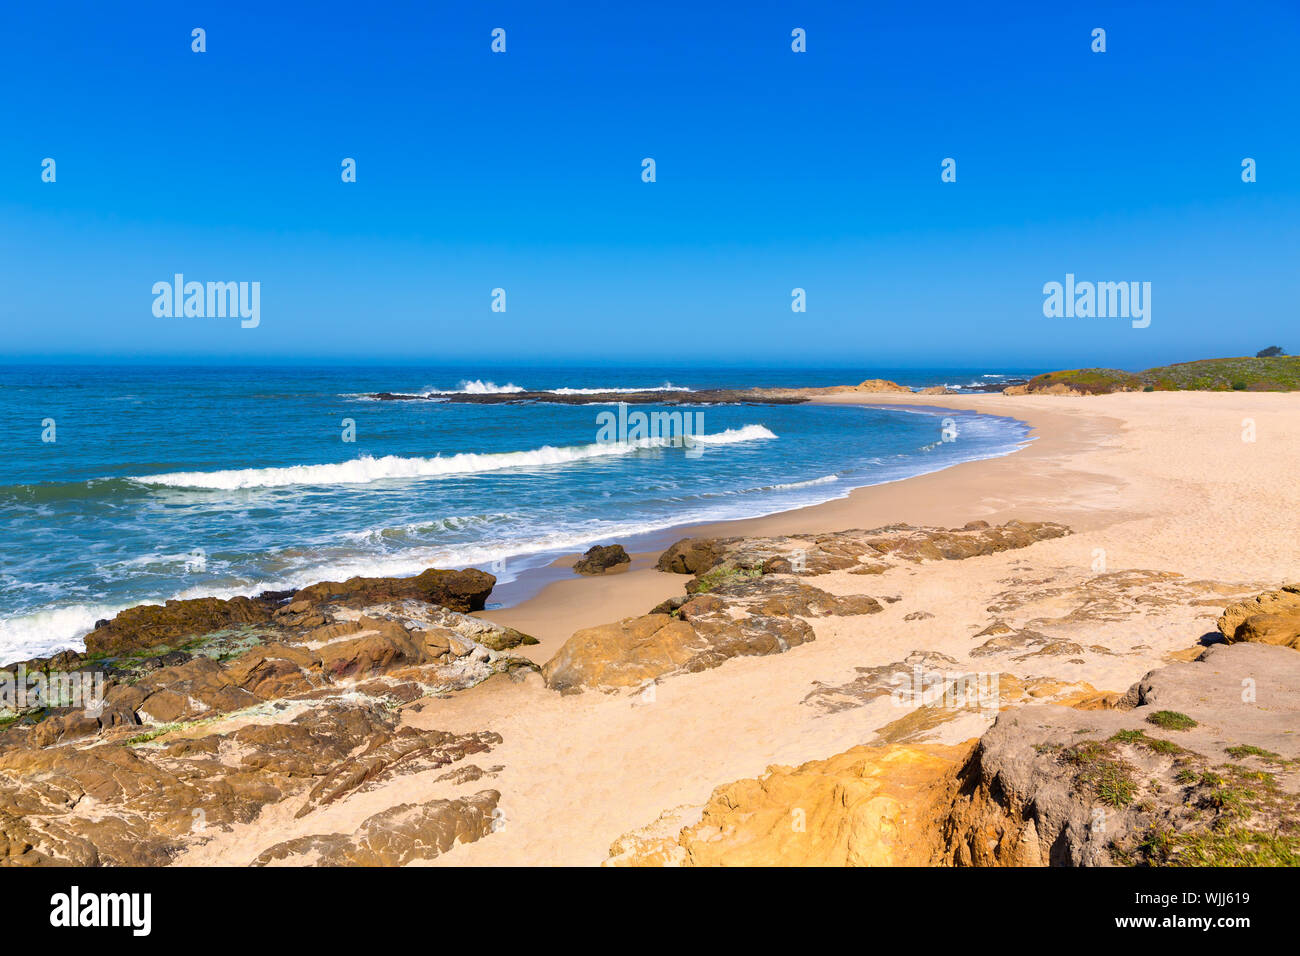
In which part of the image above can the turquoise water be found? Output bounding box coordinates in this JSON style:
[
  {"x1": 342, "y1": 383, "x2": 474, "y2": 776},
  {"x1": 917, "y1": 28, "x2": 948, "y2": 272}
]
[{"x1": 0, "y1": 365, "x2": 1036, "y2": 658}]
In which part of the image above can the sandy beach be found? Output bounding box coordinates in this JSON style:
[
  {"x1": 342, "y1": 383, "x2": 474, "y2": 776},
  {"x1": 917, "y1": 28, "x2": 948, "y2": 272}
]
[{"x1": 165, "y1": 389, "x2": 1299, "y2": 866}]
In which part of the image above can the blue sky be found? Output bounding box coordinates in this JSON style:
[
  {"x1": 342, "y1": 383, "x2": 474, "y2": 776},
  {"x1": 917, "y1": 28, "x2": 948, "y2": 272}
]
[{"x1": 2, "y1": 0, "x2": 1297, "y2": 369}]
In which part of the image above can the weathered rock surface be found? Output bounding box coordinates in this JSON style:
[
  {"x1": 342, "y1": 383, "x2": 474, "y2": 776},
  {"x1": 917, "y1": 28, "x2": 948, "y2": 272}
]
[
  {"x1": 609, "y1": 630, "x2": 1300, "y2": 866},
  {"x1": 253, "y1": 791, "x2": 501, "y2": 866},
  {"x1": 656, "y1": 521, "x2": 1071, "y2": 581},
  {"x1": 291, "y1": 567, "x2": 495, "y2": 614},
  {"x1": 606, "y1": 744, "x2": 969, "y2": 866},
  {"x1": 573, "y1": 544, "x2": 631, "y2": 576},
  {"x1": 1217, "y1": 583, "x2": 1300, "y2": 650},
  {"x1": 939, "y1": 641, "x2": 1300, "y2": 866},
  {"x1": 544, "y1": 573, "x2": 880, "y2": 692},
  {"x1": 0, "y1": 567, "x2": 531, "y2": 867},
  {"x1": 83, "y1": 595, "x2": 278, "y2": 658}
]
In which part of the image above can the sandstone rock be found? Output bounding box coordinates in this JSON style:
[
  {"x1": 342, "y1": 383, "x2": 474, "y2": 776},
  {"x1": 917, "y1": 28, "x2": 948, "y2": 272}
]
[
  {"x1": 252, "y1": 791, "x2": 501, "y2": 866},
  {"x1": 1217, "y1": 584, "x2": 1300, "y2": 650},
  {"x1": 542, "y1": 615, "x2": 705, "y2": 692},
  {"x1": 656, "y1": 538, "x2": 727, "y2": 575},
  {"x1": 292, "y1": 567, "x2": 495, "y2": 614},
  {"x1": 606, "y1": 744, "x2": 970, "y2": 866},
  {"x1": 82, "y1": 596, "x2": 276, "y2": 658},
  {"x1": 573, "y1": 544, "x2": 631, "y2": 575},
  {"x1": 939, "y1": 642, "x2": 1300, "y2": 866},
  {"x1": 851, "y1": 379, "x2": 912, "y2": 393}
]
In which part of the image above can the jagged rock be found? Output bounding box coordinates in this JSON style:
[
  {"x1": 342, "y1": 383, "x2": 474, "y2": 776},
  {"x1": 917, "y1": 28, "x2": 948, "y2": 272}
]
[
  {"x1": 291, "y1": 567, "x2": 495, "y2": 614},
  {"x1": 252, "y1": 792, "x2": 501, "y2": 866},
  {"x1": 573, "y1": 544, "x2": 631, "y2": 576},
  {"x1": 655, "y1": 521, "x2": 1071, "y2": 583},
  {"x1": 82, "y1": 596, "x2": 276, "y2": 658},
  {"x1": 939, "y1": 642, "x2": 1300, "y2": 866},
  {"x1": 0, "y1": 702, "x2": 502, "y2": 866},
  {"x1": 1217, "y1": 584, "x2": 1300, "y2": 650}
]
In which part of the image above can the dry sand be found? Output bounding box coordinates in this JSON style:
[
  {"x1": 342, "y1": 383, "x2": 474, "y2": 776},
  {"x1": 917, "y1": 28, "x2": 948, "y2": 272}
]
[{"x1": 185, "y1": 391, "x2": 1300, "y2": 866}]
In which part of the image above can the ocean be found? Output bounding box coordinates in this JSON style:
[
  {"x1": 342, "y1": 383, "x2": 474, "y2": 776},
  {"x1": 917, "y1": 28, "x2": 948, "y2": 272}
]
[{"x1": 0, "y1": 364, "x2": 1039, "y2": 659}]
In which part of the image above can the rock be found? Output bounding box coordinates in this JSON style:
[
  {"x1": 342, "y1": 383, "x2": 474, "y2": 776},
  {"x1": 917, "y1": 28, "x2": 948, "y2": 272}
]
[
  {"x1": 573, "y1": 544, "x2": 631, "y2": 576},
  {"x1": 939, "y1": 642, "x2": 1300, "y2": 866},
  {"x1": 1217, "y1": 584, "x2": 1300, "y2": 650},
  {"x1": 610, "y1": 642, "x2": 1300, "y2": 868},
  {"x1": 606, "y1": 744, "x2": 970, "y2": 866},
  {"x1": 656, "y1": 538, "x2": 727, "y2": 575},
  {"x1": 291, "y1": 567, "x2": 495, "y2": 614},
  {"x1": 1003, "y1": 382, "x2": 1085, "y2": 396},
  {"x1": 657, "y1": 521, "x2": 1070, "y2": 584},
  {"x1": 543, "y1": 615, "x2": 704, "y2": 692},
  {"x1": 919, "y1": 385, "x2": 952, "y2": 395},
  {"x1": 252, "y1": 792, "x2": 502, "y2": 866},
  {"x1": 82, "y1": 596, "x2": 276, "y2": 658},
  {"x1": 851, "y1": 379, "x2": 913, "y2": 393},
  {"x1": 0, "y1": 701, "x2": 505, "y2": 866}
]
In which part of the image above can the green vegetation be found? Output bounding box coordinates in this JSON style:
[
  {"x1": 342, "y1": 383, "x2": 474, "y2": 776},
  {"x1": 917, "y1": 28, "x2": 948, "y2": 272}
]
[
  {"x1": 125, "y1": 723, "x2": 183, "y2": 746},
  {"x1": 1019, "y1": 356, "x2": 1300, "y2": 394},
  {"x1": 1145, "y1": 710, "x2": 1197, "y2": 731},
  {"x1": 1110, "y1": 729, "x2": 1184, "y2": 755},
  {"x1": 1062, "y1": 741, "x2": 1137, "y2": 807},
  {"x1": 1167, "y1": 827, "x2": 1300, "y2": 866},
  {"x1": 691, "y1": 565, "x2": 763, "y2": 594},
  {"x1": 1225, "y1": 744, "x2": 1286, "y2": 764}
]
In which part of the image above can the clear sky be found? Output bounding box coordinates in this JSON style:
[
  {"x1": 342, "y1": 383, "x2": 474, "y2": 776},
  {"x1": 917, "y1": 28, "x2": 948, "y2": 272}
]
[{"x1": 2, "y1": 1, "x2": 1297, "y2": 369}]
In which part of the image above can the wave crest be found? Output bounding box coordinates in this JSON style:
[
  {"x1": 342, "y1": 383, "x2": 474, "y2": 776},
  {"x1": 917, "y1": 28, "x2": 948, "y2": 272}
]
[{"x1": 131, "y1": 426, "x2": 777, "y2": 490}]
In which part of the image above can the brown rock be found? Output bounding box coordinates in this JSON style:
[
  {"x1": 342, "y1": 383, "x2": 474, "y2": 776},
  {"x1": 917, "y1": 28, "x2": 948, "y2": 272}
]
[
  {"x1": 291, "y1": 567, "x2": 495, "y2": 613},
  {"x1": 83, "y1": 596, "x2": 275, "y2": 657},
  {"x1": 573, "y1": 544, "x2": 631, "y2": 576},
  {"x1": 656, "y1": 538, "x2": 727, "y2": 575}
]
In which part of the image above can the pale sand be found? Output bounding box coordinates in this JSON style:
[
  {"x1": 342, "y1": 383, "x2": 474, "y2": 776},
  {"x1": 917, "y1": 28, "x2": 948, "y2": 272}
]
[{"x1": 184, "y1": 391, "x2": 1300, "y2": 866}]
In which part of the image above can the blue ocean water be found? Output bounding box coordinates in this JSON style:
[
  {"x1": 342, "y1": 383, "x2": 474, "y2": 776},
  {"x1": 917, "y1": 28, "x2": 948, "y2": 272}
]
[{"x1": 0, "y1": 365, "x2": 1038, "y2": 658}]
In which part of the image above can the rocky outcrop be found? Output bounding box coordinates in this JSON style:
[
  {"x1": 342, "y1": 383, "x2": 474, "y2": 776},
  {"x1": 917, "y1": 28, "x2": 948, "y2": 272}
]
[
  {"x1": 1003, "y1": 382, "x2": 1086, "y2": 396},
  {"x1": 848, "y1": 379, "x2": 912, "y2": 393},
  {"x1": 939, "y1": 641, "x2": 1300, "y2": 866},
  {"x1": 656, "y1": 521, "x2": 1070, "y2": 581},
  {"x1": 83, "y1": 595, "x2": 278, "y2": 658},
  {"x1": 608, "y1": 637, "x2": 1300, "y2": 867},
  {"x1": 0, "y1": 568, "x2": 533, "y2": 867},
  {"x1": 0, "y1": 703, "x2": 504, "y2": 866},
  {"x1": 544, "y1": 572, "x2": 880, "y2": 692},
  {"x1": 573, "y1": 544, "x2": 631, "y2": 576},
  {"x1": 291, "y1": 567, "x2": 495, "y2": 614},
  {"x1": 606, "y1": 744, "x2": 970, "y2": 866},
  {"x1": 656, "y1": 538, "x2": 727, "y2": 574},
  {"x1": 1217, "y1": 583, "x2": 1300, "y2": 650},
  {"x1": 253, "y1": 791, "x2": 501, "y2": 866}
]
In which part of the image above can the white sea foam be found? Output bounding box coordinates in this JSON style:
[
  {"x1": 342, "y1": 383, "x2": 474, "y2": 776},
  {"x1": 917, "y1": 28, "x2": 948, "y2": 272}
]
[
  {"x1": 0, "y1": 603, "x2": 133, "y2": 661},
  {"x1": 345, "y1": 380, "x2": 693, "y2": 399},
  {"x1": 130, "y1": 426, "x2": 777, "y2": 491},
  {"x1": 770, "y1": 474, "x2": 839, "y2": 490}
]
